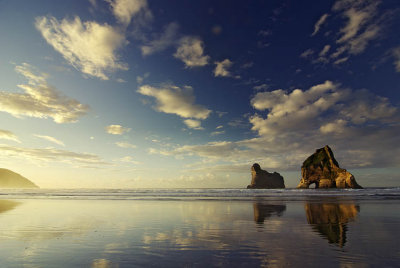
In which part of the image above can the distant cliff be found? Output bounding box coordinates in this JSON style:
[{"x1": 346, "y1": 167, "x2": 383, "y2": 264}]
[{"x1": 0, "y1": 169, "x2": 39, "y2": 188}]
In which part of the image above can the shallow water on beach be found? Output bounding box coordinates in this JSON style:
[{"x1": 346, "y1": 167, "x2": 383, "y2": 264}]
[{"x1": 0, "y1": 188, "x2": 399, "y2": 267}]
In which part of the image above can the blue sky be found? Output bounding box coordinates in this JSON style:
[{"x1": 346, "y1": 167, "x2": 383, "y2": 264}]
[{"x1": 0, "y1": 0, "x2": 399, "y2": 188}]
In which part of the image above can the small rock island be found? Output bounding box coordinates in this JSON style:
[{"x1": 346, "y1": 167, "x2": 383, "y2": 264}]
[
  {"x1": 0, "y1": 168, "x2": 39, "y2": 188},
  {"x1": 247, "y1": 163, "x2": 285, "y2": 189},
  {"x1": 297, "y1": 145, "x2": 362, "y2": 189}
]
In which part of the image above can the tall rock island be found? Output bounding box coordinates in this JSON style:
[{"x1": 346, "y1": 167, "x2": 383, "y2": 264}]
[
  {"x1": 247, "y1": 163, "x2": 285, "y2": 189},
  {"x1": 0, "y1": 168, "x2": 39, "y2": 188},
  {"x1": 297, "y1": 145, "x2": 362, "y2": 189}
]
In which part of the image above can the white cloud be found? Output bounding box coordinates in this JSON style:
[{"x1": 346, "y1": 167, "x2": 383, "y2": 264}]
[
  {"x1": 0, "y1": 144, "x2": 106, "y2": 166},
  {"x1": 320, "y1": 119, "x2": 347, "y2": 134},
  {"x1": 174, "y1": 36, "x2": 210, "y2": 68},
  {"x1": 253, "y1": 84, "x2": 268, "y2": 91},
  {"x1": 311, "y1": 13, "x2": 329, "y2": 36},
  {"x1": 300, "y1": 49, "x2": 314, "y2": 58},
  {"x1": 0, "y1": 129, "x2": 21, "y2": 143},
  {"x1": 0, "y1": 63, "x2": 89, "y2": 123},
  {"x1": 34, "y1": 134, "x2": 65, "y2": 146},
  {"x1": 392, "y1": 46, "x2": 400, "y2": 72},
  {"x1": 141, "y1": 22, "x2": 179, "y2": 56},
  {"x1": 183, "y1": 119, "x2": 203, "y2": 130},
  {"x1": 147, "y1": 81, "x2": 398, "y2": 170},
  {"x1": 118, "y1": 156, "x2": 140, "y2": 164},
  {"x1": 319, "y1": 45, "x2": 331, "y2": 57},
  {"x1": 137, "y1": 84, "x2": 211, "y2": 119},
  {"x1": 210, "y1": 131, "x2": 225, "y2": 136},
  {"x1": 115, "y1": 141, "x2": 137, "y2": 149},
  {"x1": 214, "y1": 59, "x2": 233, "y2": 77},
  {"x1": 105, "y1": 124, "x2": 131, "y2": 135},
  {"x1": 107, "y1": 0, "x2": 152, "y2": 26},
  {"x1": 35, "y1": 16, "x2": 128, "y2": 80},
  {"x1": 330, "y1": 0, "x2": 381, "y2": 58}
]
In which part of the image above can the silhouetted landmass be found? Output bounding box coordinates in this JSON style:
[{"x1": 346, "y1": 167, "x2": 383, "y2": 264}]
[
  {"x1": 297, "y1": 145, "x2": 362, "y2": 189},
  {"x1": 0, "y1": 168, "x2": 39, "y2": 188},
  {"x1": 247, "y1": 163, "x2": 285, "y2": 189}
]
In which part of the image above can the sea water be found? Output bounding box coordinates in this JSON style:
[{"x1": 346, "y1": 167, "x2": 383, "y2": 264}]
[{"x1": 0, "y1": 188, "x2": 399, "y2": 267}]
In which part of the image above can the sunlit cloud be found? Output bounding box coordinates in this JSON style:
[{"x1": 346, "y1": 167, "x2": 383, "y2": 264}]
[
  {"x1": 311, "y1": 13, "x2": 329, "y2": 36},
  {"x1": 115, "y1": 141, "x2": 137, "y2": 149},
  {"x1": 107, "y1": 0, "x2": 152, "y2": 26},
  {"x1": 214, "y1": 59, "x2": 233, "y2": 77},
  {"x1": 0, "y1": 144, "x2": 106, "y2": 166},
  {"x1": 105, "y1": 125, "x2": 131, "y2": 135},
  {"x1": 117, "y1": 156, "x2": 140, "y2": 164},
  {"x1": 392, "y1": 46, "x2": 400, "y2": 72},
  {"x1": 137, "y1": 84, "x2": 211, "y2": 120},
  {"x1": 174, "y1": 36, "x2": 210, "y2": 67},
  {"x1": 0, "y1": 63, "x2": 89, "y2": 123},
  {"x1": 35, "y1": 16, "x2": 128, "y2": 80},
  {"x1": 141, "y1": 22, "x2": 179, "y2": 56},
  {"x1": 150, "y1": 80, "x2": 399, "y2": 170},
  {"x1": 0, "y1": 129, "x2": 21, "y2": 143},
  {"x1": 34, "y1": 134, "x2": 65, "y2": 146},
  {"x1": 183, "y1": 119, "x2": 203, "y2": 130}
]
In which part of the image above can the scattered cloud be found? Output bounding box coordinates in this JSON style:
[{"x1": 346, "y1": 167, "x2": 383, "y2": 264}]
[
  {"x1": 136, "y1": 72, "x2": 150, "y2": 84},
  {"x1": 118, "y1": 156, "x2": 140, "y2": 164},
  {"x1": 0, "y1": 144, "x2": 106, "y2": 166},
  {"x1": 210, "y1": 130, "x2": 225, "y2": 136},
  {"x1": 107, "y1": 0, "x2": 152, "y2": 26},
  {"x1": 392, "y1": 46, "x2": 400, "y2": 72},
  {"x1": 137, "y1": 84, "x2": 211, "y2": 119},
  {"x1": 34, "y1": 134, "x2": 65, "y2": 146},
  {"x1": 115, "y1": 141, "x2": 137, "y2": 149},
  {"x1": 174, "y1": 36, "x2": 210, "y2": 68},
  {"x1": 35, "y1": 16, "x2": 128, "y2": 80},
  {"x1": 253, "y1": 84, "x2": 268, "y2": 91},
  {"x1": 141, "y1": 22, "x2": 179, "y2": 56},
  {"x1": 241, "y1": 62, "x2": 254, "y2": 69},
  {"x1": 0, "y1": 129, "x2": 21, "y2": 143},
  {"x1": 300, "y1": 49, "x2": 314, "y2": 58},
  {"x1": 105, "y1": 124, "x2": 131, "y2": 135},
  {"x1": 0, "y1": 63, "x2": 89, "y2": 123},
  {"x1": 150, "y1": 80, "x2": 399, "y2": 171},
  {"x1": 183, "y1": 119, "x2": 203, "y2": 130},
  {"x1": 214, "y1": 59, "x2": 233, "y2": 77},
  {"x1": 311, "y1": 13, "x2": 329, "y2": 36},
  {"x1": 258, "y1": 30, "x2": 271, "y2": 37},
  {"x1": 319, "y1": 45, "x2": 331, "y2": 57}
]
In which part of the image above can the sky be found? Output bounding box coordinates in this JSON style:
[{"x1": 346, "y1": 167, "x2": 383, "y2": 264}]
[{"x1": 0, "y1": 0, "x2": 399, "y2": 188}]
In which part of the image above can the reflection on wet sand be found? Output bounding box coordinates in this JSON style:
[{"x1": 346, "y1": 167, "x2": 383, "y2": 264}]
[
  {"x1": 253, "y1": 203, "x2": 286, "y2": 224},
  {"x1": 305, "y1": 202, "x2": 359, "y2": 247},
  {"x1": 0, "y1": 200, "x2": 21, "y2": 214}
]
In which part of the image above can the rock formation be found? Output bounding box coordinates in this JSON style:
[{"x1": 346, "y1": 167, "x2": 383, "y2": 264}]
[
  {"x1": 0, "y1": 168, "x2": 39, "y2": 188},
  {"x1": 297, "y1": 146, "x2": 362, "y2": 189},
  {"x1": 247, "y1": 163, "x2": 285, "y2": 189},
  {"x1": 305, "y1": 202, "x2": 359, "y2": 247}
]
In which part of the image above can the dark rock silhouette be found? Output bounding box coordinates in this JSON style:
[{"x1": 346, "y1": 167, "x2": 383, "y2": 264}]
[
  {"x1": 297, "y1": 145, "x2": 362, "y2": 189},
  {"x1": 247, "y1": 163, "x2": 285, "y2": 189},
  {"x1": 0, "y1": 168, "x2": 39, "y2": 188},
  {"x1": 305, "y1": 202, "x2": 359, "y2": 247},
  {"x1": 253, "y1": 203, "x2": 286, "y2": 224}
]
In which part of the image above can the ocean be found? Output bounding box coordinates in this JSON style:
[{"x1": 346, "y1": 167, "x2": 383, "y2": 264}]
[{"x1": 0, "y1": 188, "x2": 399, "y2": 267}]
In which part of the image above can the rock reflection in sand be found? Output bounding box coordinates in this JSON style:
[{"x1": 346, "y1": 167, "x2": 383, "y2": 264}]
[
  {"x1": 253, "y1": 203, "x2": 286, "y2": 224},
  {"x1": 0, "y1": 200, "x2": 21, "y2": 214},
  {"x1": 305, "y1": 202, "x2": 359, "y2": 247}
]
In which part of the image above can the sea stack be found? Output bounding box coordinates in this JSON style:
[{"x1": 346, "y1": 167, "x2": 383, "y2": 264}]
[
  {"x1": 247, "y1": 163, "x2": 285, "y2": 189},
  {"x1": 0, "y1": 168, "x2": 39, "y2": 188},
  {"x1": 297, "y1": 145, "x2": 362, "y2": 189}
]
